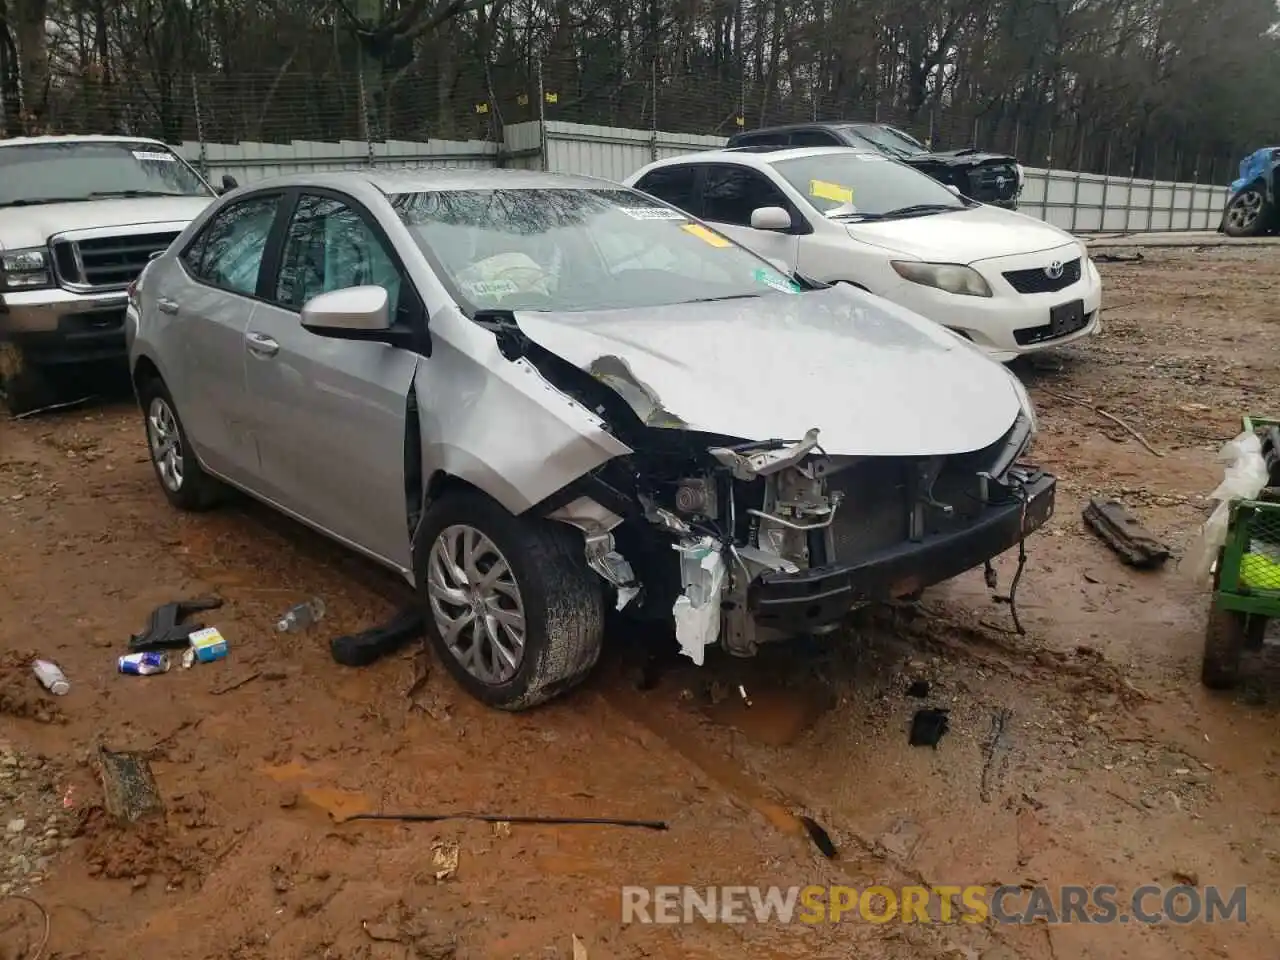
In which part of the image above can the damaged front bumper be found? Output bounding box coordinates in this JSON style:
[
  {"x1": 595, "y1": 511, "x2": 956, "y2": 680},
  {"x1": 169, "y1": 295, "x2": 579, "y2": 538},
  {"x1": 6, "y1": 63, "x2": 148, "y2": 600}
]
[{"x1": 745, "y1": 467, "x2": 1055, "y2": 635}]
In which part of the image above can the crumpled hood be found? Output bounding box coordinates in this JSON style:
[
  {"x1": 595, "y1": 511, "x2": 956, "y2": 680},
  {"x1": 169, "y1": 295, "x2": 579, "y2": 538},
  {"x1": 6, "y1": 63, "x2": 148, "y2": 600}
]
[
  {"x1": 513, "y1": 285, "x2": 1022, "y2": 457},
  {"x1": 847, "y1": 205, "x2": 1079, "y2": 262},
  {"x1": 912, "y1": 148, "x2": 1015, "y2": 167},
  {"x1": 0, "y1": 196, "x2": 212, "y2": 250}
]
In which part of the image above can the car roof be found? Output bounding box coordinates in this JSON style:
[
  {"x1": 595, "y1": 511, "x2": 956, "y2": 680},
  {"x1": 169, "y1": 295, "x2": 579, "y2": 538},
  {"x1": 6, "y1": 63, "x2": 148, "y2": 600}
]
[
  {"x1": 730, "y1": 122, "x2": 851, "y2": 135},
  {"x1": 638, "y1": 145, "x2": 878, "y2": 173},
  {"x1": 0, "y1": 134, "x2": 170, "y2": 148},
  {"x1": 242, "y1": 168, "x2": 622, "y2": 195}
]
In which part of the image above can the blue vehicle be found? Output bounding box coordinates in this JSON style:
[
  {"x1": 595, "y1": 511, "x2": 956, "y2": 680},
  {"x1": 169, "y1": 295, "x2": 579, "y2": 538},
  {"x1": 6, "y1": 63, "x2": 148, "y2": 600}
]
[{"x1": 1221, "y1": 147, "x2": 1280, "y2": 237}]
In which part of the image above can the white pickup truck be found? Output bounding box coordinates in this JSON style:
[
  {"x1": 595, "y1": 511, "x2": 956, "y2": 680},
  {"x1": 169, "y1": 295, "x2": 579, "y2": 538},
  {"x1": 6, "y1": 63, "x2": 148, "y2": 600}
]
[{"x1": 0, "y1": 135, "x2": 233, "y2": 414}]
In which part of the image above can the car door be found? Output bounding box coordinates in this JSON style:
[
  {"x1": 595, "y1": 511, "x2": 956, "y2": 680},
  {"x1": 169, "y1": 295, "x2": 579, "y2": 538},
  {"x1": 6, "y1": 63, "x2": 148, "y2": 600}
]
[
  {"x1": 699, "y1": 163, "x2": 803, "y2": 270},
  {"x1": 157, "y1": 192, "x2": 284, "y2": 485},
  {"x1": 244, "y1": 190, "x2": 423, "y2": 571}
]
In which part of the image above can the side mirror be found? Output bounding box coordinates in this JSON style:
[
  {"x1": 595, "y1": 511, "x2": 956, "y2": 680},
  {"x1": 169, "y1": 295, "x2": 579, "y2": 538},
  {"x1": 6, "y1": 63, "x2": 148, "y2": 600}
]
[
  {"x1": 750, "y1": 205, "x2": 793, "y2": 231},
  {"x1": 219, "y1": 174, "x2": 239, "y2": 194},
  {"x1": 301, "y1": 285, "x2": 391, "y2": 334}
]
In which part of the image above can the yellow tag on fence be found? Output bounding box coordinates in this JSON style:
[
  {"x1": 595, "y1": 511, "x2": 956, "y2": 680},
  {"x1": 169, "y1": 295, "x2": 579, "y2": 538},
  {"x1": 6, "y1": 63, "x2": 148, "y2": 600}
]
[
  {"x1": 681, "y1": 223, "x2": 731, "y2": 247},
  {"x1": 809, "y1": 179, "x2": 854, "y2": 204}
]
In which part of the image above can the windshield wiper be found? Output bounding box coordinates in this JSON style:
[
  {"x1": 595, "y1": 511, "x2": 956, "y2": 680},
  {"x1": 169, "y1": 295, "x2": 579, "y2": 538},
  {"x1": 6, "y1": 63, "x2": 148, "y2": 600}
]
[
  {"x1": 688, "y1": 293, "x2": 761, "y2": 303},
  {"x1": 1, "y1": 197, "x2": 86, "y2": 207},
  {"x1": 877, "y1": 203, "x2": 960, "y2": 219},
  {"x1": 86, "y1": 189, "x2": 194, "y2": 199}
]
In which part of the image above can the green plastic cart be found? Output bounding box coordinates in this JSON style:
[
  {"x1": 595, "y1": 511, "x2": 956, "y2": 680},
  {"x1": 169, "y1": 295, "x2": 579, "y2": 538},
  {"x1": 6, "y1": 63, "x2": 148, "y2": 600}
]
[{"x1": 1202, "y1": 415, "x2": 1280, "y2": 688}]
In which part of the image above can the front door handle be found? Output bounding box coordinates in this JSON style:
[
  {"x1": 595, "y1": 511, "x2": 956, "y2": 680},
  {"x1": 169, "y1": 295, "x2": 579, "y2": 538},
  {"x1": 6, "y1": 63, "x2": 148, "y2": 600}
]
[
  {"x1": 156, "y1": 297, "x2": 179, "y2": 314},
  {"x1": 245, "y1": 331, "x2": 280, "y2": 358}
]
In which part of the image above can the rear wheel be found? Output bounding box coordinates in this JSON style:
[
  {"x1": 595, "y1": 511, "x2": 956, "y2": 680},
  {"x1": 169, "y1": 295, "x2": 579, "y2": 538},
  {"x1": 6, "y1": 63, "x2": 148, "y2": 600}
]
[
  {"x1": 414, "y1": 490, "x2": 604, "y2": 710},
  {"x1": 137, "y1": 376, "x2": 224, "y2": 511},
  {"x1": 1223, "y1": 183, "x2": 1271, "y2": 237},
  {"x1": 1201, "y1": 600, "x2": 1248, "y2": 690}
]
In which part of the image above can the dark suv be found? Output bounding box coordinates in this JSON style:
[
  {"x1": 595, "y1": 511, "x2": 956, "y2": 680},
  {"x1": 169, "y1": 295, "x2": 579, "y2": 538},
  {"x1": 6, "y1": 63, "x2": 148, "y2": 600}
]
[{"x1": 727, "y1": 122, "x2": 1023, "y2": 209}]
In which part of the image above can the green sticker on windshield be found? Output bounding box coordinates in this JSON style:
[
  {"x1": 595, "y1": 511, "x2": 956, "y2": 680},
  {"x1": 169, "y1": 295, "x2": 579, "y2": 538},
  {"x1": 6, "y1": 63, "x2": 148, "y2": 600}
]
[{"x1": 754, "y1": 268, "x2": 800, "y2": 294}]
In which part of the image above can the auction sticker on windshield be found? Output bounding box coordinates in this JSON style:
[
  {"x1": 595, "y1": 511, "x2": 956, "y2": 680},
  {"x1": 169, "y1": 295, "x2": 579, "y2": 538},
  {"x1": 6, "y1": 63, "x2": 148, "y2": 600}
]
[
  {"x1": 809, "y1": 180, "x2": 854, "y2": 204},
  {"x1": 460, "y1": 277, "x2": 523, "y2": 299},
  {"x1": 754, "y1": 269, "x2": 800, "y2": 294},
  {"x1": 681, "y1": 223, "x2": 732, "y2": 247},
  {"x1": 132, "y1": 151, "x2": 177, "y2": 162},
  {"x1": 619, "y1": 207, "x2": 687, "y2": 220}
]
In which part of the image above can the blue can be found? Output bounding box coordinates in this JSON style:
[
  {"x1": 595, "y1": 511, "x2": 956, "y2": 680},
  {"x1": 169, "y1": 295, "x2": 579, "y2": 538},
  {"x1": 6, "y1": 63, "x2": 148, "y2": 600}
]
[{"x1": 118, "y1": 651, "x2": 171, "y2": 676}]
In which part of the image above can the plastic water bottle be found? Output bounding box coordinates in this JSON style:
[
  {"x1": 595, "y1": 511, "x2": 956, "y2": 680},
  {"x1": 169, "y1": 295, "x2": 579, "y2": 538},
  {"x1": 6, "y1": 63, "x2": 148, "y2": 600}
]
[
  {"x1": 277, "y1": 597, "x2": 326, "y2": 634},
  {"x1": 32, "y1": 659, "x2": 70, "y2": 696}
]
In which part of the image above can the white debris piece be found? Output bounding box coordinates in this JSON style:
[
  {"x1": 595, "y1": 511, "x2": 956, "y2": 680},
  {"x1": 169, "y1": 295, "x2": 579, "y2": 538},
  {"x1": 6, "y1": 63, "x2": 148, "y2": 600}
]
[
  {"x1": 1184, "y1": 430, "x2": 1270, "y2": 583},
  {"x1": 671, "y1": 537, "x2": 727, "y2": 666}
]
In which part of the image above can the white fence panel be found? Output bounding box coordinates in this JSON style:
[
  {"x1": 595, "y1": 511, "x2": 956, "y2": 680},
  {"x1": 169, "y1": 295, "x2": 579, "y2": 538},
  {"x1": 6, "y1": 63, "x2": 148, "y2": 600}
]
[
  {"x1": 174, "y1": 125, "x2": 1230, "y2": 234},
  {"x1": 175, "y1": 138, "x2": 497, "y2": 183}
]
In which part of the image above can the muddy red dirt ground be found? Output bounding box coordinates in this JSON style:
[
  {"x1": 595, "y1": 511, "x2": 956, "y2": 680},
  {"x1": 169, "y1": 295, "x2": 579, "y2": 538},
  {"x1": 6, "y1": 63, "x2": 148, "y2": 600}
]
[{"x1": 3, "y1": 246, "x2": 1280, "y2": 960}]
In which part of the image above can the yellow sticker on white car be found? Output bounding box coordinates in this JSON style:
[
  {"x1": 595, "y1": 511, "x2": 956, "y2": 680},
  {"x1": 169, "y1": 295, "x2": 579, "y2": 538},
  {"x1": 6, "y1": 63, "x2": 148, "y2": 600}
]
[
  {"x1": 809, "y1": 179, "x2": 854, "y2": 204},
  {"x1": 681, "y1": 223, "x2": 731, "y2": 247}
]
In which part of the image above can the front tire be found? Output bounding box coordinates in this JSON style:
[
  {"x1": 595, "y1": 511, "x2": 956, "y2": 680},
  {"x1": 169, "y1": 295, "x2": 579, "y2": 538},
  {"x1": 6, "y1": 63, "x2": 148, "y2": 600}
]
[
  {"x1": 0, "y1": 343, "x2": 58, "y2": 417},
  {"x1": 1223, "y1": 183, "x2": 1271, "y2": 237},
  {"x1": 414, "y1": 490, "x2": 604, "y2": 710},
  {"x1": 137, "y1": 376, "x2": 224, "y2": 511}
]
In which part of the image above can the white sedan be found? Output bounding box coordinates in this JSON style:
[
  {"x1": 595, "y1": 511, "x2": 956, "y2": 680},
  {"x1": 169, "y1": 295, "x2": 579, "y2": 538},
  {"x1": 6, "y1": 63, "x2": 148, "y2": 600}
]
[{"x1": 625, "y1": 146, "x2": 1102, "y2": 362}]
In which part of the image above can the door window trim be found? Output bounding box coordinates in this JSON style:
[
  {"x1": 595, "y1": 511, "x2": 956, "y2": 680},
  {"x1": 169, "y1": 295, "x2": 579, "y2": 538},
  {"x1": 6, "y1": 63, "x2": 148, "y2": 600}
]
[
  {"x1": 176, "y1": 189, "x2": 291, "y2": 303},
  {"x1": 699, "y1": 162, "x2": 813, "y2": 236},
  {"x1": 259, "y1": 187, "x2": 430, "y2": 340}
]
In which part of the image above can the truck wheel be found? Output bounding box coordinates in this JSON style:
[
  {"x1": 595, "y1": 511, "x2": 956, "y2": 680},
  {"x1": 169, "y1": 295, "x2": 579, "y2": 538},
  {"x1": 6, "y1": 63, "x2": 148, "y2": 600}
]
[
  {"x1": 414, "y1": 489, "x2": 604, "y2": 710},
  {"x1": 136, "y1": 376, "x2": 224, "y2": 511},
  {"x1": 0, "y1": 344, "x2": 57, "y2": 417},
  {"x1": 1201, "y1": 600, "x2": 1248, "y2": 689},
  {"x1": 1222, "y1": 183, "x2": 1270, "y2": 237}
]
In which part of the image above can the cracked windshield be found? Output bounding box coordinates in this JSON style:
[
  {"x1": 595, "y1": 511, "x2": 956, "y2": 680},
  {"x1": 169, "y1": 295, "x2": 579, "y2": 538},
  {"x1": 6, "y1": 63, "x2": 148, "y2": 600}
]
[{"x1": 392, "y1": 187, "x2": 800, "y2": 311}]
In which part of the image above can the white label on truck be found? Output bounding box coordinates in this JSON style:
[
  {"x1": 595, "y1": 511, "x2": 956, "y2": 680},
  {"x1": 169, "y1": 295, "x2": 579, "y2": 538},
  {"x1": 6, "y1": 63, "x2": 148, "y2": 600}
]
[{"x1": 132, "y1": 150, "x2": 176, "y2": 162}]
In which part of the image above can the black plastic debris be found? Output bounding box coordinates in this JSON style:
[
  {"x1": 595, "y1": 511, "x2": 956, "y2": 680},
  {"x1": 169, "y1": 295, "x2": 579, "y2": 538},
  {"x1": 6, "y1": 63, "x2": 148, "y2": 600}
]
[
  {"x1": 330, "y1": 606, "x2": 426, "y2": 667},
  {"x1": 909, "y1": 708, "x2": 950, "y2": 748},
  {"x1": 799, "y1": 815, "x2": 838, "y2": 859},
  {"x1": 906, "y1": 679, "x2": 931, "y2": 699},
  {"x1": 129, "y1": 597, "x2": 223, "y2": 651}
]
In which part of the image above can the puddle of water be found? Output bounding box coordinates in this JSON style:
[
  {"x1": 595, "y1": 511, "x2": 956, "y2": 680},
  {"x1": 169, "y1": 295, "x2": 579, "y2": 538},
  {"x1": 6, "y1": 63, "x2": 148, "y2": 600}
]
[
  {"x1": 259, "y1": 761, "x2": 373, "y2": 818},
  {"x1": 703, "y1": 684, "x2": 831, "y2": 747}
]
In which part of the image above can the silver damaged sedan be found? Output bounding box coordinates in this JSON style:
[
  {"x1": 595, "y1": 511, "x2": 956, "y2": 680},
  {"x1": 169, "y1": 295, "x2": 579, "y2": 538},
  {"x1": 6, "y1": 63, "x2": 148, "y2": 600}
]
[{"x1": 126, "y1": 170, "x2": 1056, "y2": 709}]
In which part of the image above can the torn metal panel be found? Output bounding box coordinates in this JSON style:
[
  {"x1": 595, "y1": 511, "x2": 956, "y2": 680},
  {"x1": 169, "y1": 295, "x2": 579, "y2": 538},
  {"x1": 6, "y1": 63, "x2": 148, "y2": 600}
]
[
  {"x1": 584, "y1": 536, "x2": 642, "y2": 610},
  {"x1": 547, "y1": 496, "x2": 624, "y2": 536},
  {"x1": 512, "y1": 285, "x2": 1023, "y2": 457},
  {"x1": 709, "y1": 429, "x2": 822, "y2": 480},
  {"x1": 588, "y1": 355, "x2": 687, "y2": 428},
  {"x1": 413, "y1": 342, "x2": 632, "y2": 516},
  {"x1": 671, "y1": 537, "x2": 728, "y2": 666}
]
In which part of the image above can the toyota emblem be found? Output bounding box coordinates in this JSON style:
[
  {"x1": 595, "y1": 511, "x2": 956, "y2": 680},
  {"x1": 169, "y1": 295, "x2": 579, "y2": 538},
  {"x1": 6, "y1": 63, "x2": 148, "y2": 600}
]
[{"x1": 1044, "y1": 260, "x2": 1064, "y2": 280}]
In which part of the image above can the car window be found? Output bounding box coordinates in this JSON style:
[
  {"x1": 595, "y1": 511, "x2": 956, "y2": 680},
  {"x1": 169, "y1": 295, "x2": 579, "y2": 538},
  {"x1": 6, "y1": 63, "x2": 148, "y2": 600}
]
[
  {"x1": 770, "y1": 153, "x2": 966, "y2": 218},
  {"x1": 790, "y1": 130, "x2": 842, "y2": 147},
  {"x1": 701, "y1": 165, "x2": 793, "y2": 226},
  {"x1": 185, "y1": 194, "x2": 280, "y2": 295},
  {"x1": 275, "y1": 194, "x2": 403, "y2": 310},
  {"x1": 633, "y1": 166, "x2": 699, "y2": 213},
  {"x1": 731, "y1": 131, "x2": 789, "y2": 147},
  {"x1": 391, "y1": 187, "x2": 801, "y2": 314}
]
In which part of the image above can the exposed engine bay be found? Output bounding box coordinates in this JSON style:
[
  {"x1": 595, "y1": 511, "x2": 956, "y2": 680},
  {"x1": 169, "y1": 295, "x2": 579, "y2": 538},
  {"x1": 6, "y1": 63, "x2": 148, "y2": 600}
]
[{"x1": 480, "y1": 306, "x2": 1054, "y2": 665}]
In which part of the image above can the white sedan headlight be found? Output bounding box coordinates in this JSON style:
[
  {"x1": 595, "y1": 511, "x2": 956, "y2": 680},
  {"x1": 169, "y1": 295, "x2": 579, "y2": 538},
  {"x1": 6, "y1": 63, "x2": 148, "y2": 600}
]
[
  {"x1": 0, "y1": 247, "x2": 51, "y2": 290},
  {"x1": 890, "y1": 260, "x2": 993, "y2": 298}
]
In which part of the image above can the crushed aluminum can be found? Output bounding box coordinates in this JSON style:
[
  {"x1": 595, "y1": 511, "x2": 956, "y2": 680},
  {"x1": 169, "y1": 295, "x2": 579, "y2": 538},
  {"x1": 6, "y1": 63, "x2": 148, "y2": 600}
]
[{"x1": 118, "y1": 651, "x2": 171, "y2": 676}]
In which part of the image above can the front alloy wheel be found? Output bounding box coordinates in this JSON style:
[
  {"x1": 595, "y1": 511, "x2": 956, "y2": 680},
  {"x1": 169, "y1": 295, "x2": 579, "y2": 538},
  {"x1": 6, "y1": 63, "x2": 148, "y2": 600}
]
[
  {"x1": 1224, "y1": 187, "x2": 1269, "y2": 237},
  {"x1": 414, "y1": 490, "x2": 605, "y2": 710},
  {"x1": 426, "y1": 524, "x2": 528, "y2": 684}
]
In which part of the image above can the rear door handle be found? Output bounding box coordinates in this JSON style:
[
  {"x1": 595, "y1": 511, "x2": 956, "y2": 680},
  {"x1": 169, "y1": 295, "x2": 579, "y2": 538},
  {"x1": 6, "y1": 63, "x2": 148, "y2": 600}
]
[
  {"x1": 156, "y1": 297, "x2": 179, "y2": 314},
  {"x1": 245, "y1": 331, "x2": 279, "y2": 358}
]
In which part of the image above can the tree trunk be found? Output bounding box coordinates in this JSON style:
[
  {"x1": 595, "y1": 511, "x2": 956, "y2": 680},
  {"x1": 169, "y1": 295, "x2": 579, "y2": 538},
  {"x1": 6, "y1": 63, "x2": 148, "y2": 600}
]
[{"x1": 12, "y1": 0, "x2": 47, "y2": 132}]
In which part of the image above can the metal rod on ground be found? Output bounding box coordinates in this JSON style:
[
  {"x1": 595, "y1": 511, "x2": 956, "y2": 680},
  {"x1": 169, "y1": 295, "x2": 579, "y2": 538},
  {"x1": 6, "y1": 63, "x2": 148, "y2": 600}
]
[{"x1": 341, "y1": 812, "x2": 669, "y2": 830}]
